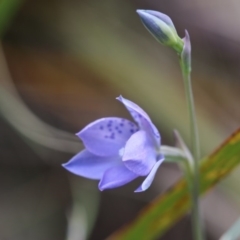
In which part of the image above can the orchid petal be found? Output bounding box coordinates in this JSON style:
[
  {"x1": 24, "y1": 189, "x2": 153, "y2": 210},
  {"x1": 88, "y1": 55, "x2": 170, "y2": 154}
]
[
  {"x1": 99, "y1": 165, "x2": 138, "y2": 191},
  {"x1": 123, "y1": 130, "x2": 157, "y2": 176},
  {"x1": 135, "y1": 156, "x2": 164, "y2": 192},
  {"x1": 77, "y1": 117, "x2": 138, "y2": 157},
  {"x1": 117, "y1": 96, "x2": 160, "y2": 146},
  {"x1": 62, "y1": 149, "x2": 120, "y2": 180}
]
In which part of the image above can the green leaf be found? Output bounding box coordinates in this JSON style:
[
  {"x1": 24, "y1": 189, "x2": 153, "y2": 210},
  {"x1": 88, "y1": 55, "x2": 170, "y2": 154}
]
[{"x1": 108, "y1": 128, "x2": 240, "y2": 240}]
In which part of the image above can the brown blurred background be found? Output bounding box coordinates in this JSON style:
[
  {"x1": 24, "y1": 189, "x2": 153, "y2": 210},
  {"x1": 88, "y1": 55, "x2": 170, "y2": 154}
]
[{"x1": 1, "y1": 0, "x2": 240, "y2": 239}]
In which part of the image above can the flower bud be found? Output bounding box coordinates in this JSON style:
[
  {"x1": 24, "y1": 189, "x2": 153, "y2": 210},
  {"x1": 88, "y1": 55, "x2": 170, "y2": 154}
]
[{"x1": 136, "y1": 10, "x2": 184, "y2": 53}]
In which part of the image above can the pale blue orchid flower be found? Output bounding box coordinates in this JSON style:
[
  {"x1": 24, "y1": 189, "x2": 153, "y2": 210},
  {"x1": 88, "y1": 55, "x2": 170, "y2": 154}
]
[{"x1": 62, "y1": 96, "x2": 164, "y2": 192}]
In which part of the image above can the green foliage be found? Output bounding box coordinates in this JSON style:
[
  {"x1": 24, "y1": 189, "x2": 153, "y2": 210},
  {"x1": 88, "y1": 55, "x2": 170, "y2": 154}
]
[
  {"x1": 108, "y1": 128, "x2": 240, "y2": 240},
  {"x1": 0, "y1": 0, "x2": 24, "y2": 36}
]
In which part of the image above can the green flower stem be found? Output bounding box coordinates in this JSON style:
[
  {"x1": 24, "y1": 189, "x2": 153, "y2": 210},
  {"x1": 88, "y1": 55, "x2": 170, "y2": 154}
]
[
  {"x1": 180, "y1": 59, "x2": 204, "y2": 240},
  {"x1": 180, "y1": 61, "x2": 200, "y2": 162},
  {"x1": 183, "y1": 158, "x2": 203, "y2": 240}
]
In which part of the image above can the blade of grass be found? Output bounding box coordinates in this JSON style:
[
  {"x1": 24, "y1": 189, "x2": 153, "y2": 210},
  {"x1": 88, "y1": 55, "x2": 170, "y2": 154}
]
[{"x1": 108, "y1": 128, "x2": 240, "y2": 240}]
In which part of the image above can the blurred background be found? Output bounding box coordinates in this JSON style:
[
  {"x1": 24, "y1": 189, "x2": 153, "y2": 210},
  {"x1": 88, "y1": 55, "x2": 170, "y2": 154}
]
[{"x1": 1, "y1": 0, "x2": 240, "y2": 239}]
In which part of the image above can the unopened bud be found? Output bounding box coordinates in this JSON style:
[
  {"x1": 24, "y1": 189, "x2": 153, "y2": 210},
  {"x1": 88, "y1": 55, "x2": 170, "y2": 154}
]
[{"x1": 136, "y1": 10, "x2": 184, "y2": 53}]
